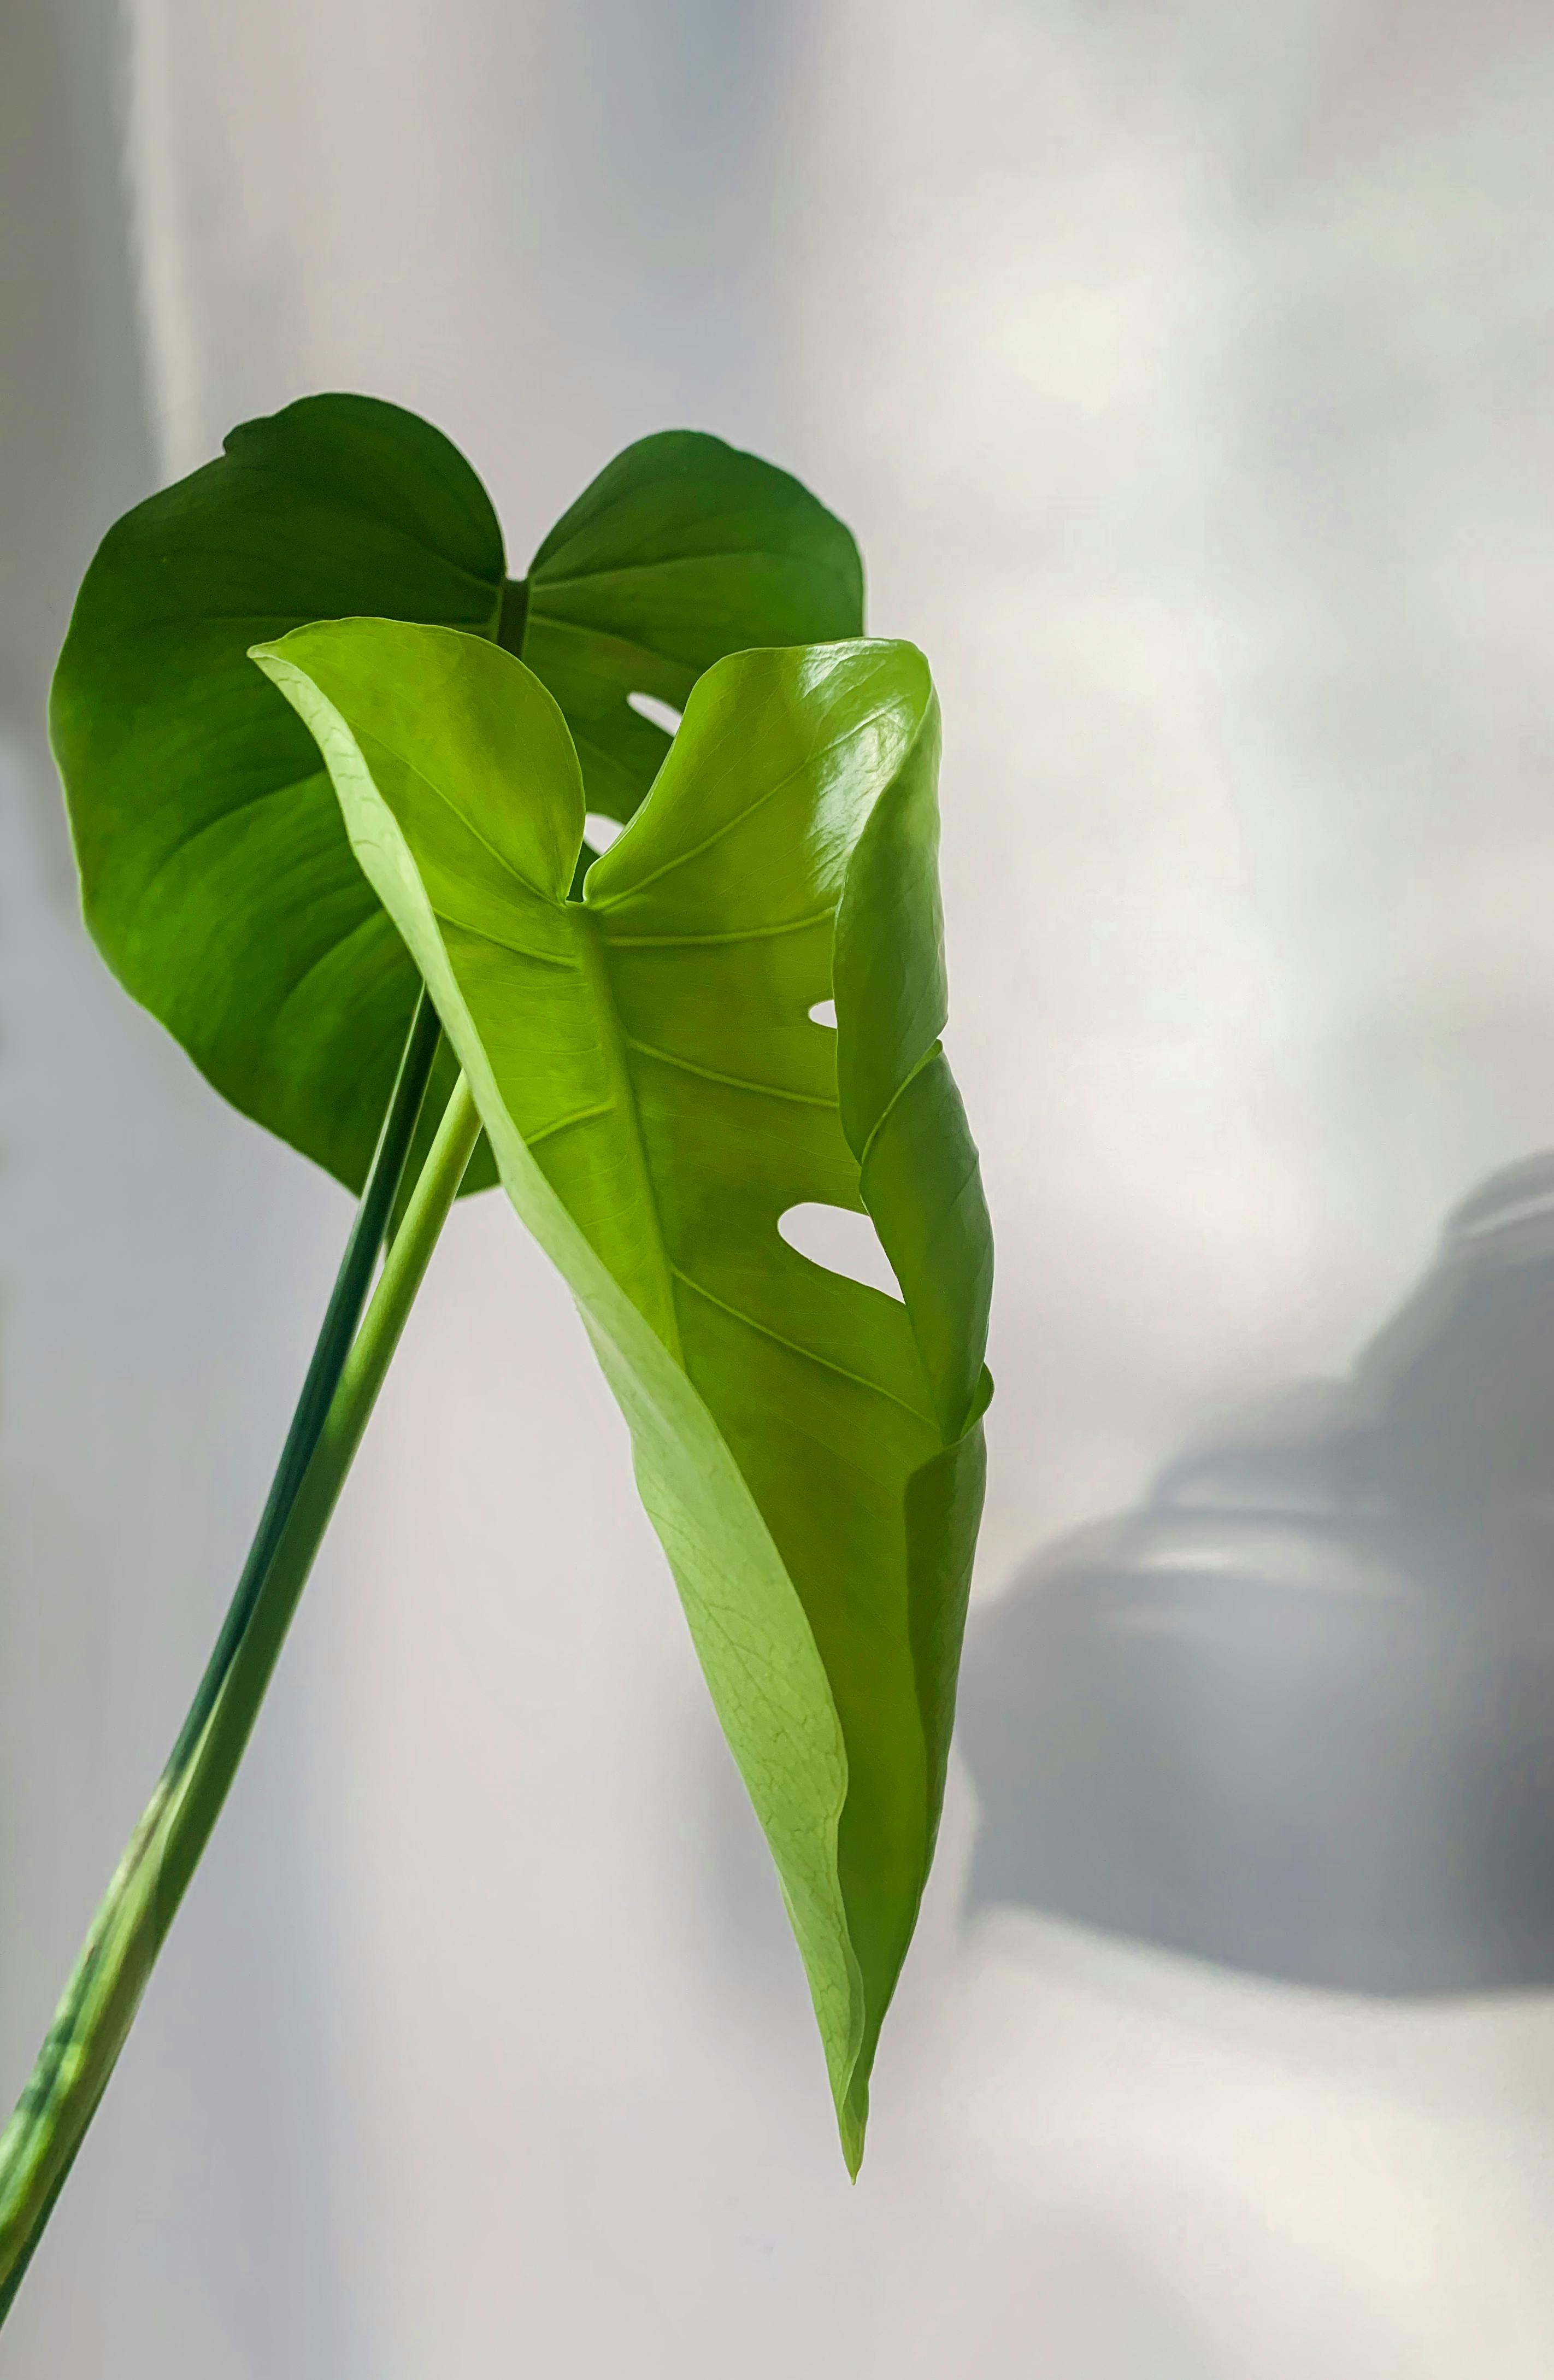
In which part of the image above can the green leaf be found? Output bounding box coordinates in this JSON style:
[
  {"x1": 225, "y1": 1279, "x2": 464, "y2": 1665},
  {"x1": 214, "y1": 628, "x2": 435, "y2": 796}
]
[
  {"x1": 516, "y1": 430, "x2": 865, "y2": 827},
  {"x1": 250, "y1": 620, "x2": 992, "y2": 2171},
  {"x1": 51, "y1": 394, "x2": 862, "y2": 1197}
]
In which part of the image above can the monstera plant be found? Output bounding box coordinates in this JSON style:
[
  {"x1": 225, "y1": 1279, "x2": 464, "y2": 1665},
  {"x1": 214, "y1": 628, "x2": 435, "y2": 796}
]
[{"x1": 0, "y1": 395, "x2": 992, "y2": 2314}]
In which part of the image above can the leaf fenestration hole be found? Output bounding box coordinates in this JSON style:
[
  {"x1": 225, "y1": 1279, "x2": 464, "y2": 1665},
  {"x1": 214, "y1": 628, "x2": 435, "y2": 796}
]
[
  {"x1": 584, "y1": 813, "x2": 625, "y2": 854},
  {"x1": 779, "y1": 1203, "x2": 903, "y2": 1301},
  {"x1": 808, "y1": 997, "x2": 837, "y2": 1029},
  {"x1": 627, "y1": 690, "x2": 683, "y2": 738}
]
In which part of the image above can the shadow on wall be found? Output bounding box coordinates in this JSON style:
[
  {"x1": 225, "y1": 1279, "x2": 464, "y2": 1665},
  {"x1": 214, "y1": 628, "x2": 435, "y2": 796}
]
[{"x1": 960, "y1": 1152, "x2": 1554, "y2": 1996}]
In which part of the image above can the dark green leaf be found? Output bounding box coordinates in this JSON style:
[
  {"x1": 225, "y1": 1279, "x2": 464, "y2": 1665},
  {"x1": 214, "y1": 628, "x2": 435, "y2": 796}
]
[
  {"x1": 251, "y1": 619, "x2": 992, "y2": 2171},
  {"x1": 516, "y1": 430, "x2": 864, "y2": 824},
  {"x1": 52, "y1": 395, "x2": 862, "y2": 1194}
]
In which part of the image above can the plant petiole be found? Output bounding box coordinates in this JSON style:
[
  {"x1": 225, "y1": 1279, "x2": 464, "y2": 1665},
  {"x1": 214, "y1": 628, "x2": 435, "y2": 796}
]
[{"x1": 0, "y1": 1014, "x2": 479, "y2": 2318}]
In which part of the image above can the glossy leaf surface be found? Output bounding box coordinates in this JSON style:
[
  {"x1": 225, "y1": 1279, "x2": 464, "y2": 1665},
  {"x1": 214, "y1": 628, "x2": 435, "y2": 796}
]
[
  {"x1": 52, "y1": 394, "x2": 862, "y2": 1194},
  {"x1": 252, "y1": 621, "x2": 992, "y2": 2167}
]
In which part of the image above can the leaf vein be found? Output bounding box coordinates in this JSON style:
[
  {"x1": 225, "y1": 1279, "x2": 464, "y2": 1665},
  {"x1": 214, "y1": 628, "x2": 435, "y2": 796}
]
[
  {"x1": 625, "y1": 1038, "x2": 837, "y2": 1108},
  {"x1": 142, "y1": 769, "x2": 331, "y2": 896},
  {"x1": 602, "y1": 908, "x2": 833, "y2": 950},
  {"x1": 588, "y1": 698, "x2": 899, "y2": 910},
  {"x1": 523, "y1": 1097, "x2": 617, "y2": 1150},
  {"x1": 669, "y1": 1266, "x2": 934, "y2": 1425}
]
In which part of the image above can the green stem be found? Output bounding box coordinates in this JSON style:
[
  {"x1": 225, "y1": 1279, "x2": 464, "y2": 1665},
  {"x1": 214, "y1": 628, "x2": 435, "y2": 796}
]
[
  {"x1": 0, "y1": 1067, "x2": 481, "y2": 2318},
  {"x1": 173, "y1": 990, "x2": 442, "y2": 1773}
]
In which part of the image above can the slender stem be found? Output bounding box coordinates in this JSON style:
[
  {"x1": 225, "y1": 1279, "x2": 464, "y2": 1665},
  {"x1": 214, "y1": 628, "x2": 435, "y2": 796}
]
[
  {"x1": 0, "y1": 1062, "x2": 480, "y2": 2318},
  {"x1": 173, "y1": 990, "x2": 442, "y2": 1772}
]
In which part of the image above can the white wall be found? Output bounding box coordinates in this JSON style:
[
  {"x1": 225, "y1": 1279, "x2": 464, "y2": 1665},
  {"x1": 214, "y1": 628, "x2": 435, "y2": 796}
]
[{"x1": 7, "y1": 1, "x2": 1554, "y2": 2370}]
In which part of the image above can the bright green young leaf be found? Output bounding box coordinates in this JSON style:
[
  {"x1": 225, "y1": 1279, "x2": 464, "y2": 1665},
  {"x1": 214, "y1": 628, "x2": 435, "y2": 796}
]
[
  {"x1": 250, "y1": 620, "x2": 992, "y2": 2169},
  {"x1": 51, "y1": 394, "x2": 862, "y2": 1197}
]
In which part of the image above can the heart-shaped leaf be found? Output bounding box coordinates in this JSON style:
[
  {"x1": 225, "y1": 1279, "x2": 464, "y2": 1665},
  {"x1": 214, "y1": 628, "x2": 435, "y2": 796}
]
[
  {"x1": 251, "y1": 620, "x2": 992, "y2": 2169},
  {"x1": 51, "y1": 394, "x2": 862, "y2": 1195}
]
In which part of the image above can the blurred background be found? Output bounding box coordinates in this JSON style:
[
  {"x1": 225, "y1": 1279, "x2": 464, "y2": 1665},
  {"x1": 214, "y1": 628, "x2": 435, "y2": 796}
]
[{"x1": 8, "y1": 1, "x2": 1554, "y2": 2370}]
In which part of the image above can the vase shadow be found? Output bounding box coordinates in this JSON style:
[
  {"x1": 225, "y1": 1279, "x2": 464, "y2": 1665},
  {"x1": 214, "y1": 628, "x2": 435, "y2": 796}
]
[{"x1": 960, "y1": 1152, "x2": 1554, "y2": 1995}]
